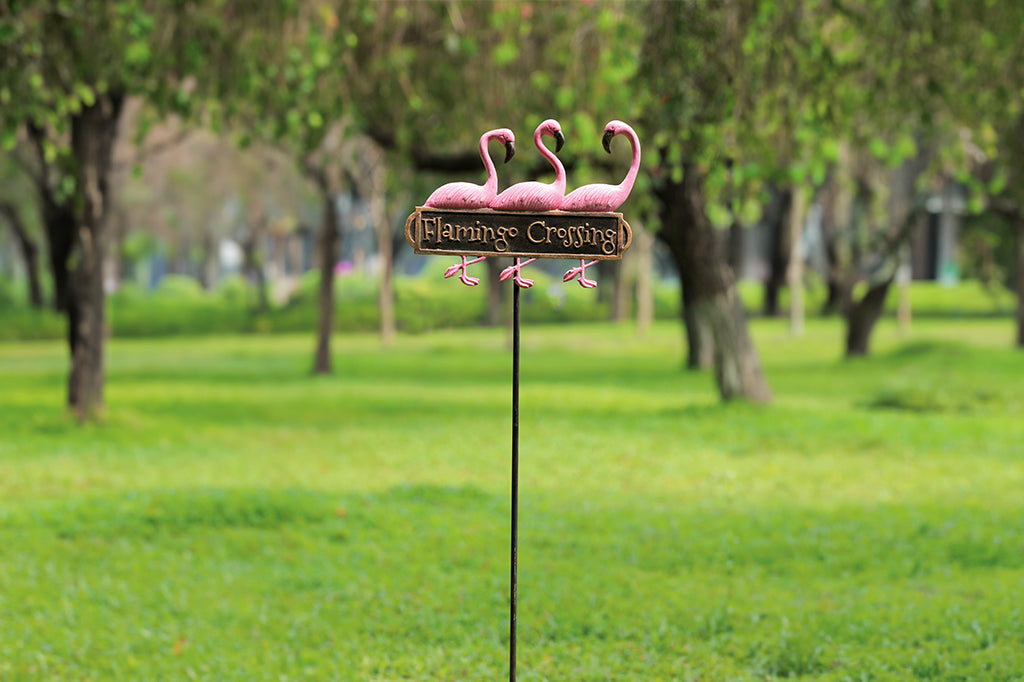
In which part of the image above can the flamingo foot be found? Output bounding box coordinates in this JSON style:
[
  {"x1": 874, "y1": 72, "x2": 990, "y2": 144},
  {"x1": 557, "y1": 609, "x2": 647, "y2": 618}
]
[
  {"x1": 562, "y1": 259, "x2": 599, "y2": 288},
  {"x1": 499, "y1": 258, "x2": 537, "y2": 288},
  {"x1": 443, "y1": 256, "x2": 487, "y2": 286}
]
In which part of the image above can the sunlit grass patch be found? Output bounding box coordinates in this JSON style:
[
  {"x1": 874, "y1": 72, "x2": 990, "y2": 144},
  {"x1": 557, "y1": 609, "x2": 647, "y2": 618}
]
[{"x1": 1, "y1": 318, "x2": 1023, "y2": 679}]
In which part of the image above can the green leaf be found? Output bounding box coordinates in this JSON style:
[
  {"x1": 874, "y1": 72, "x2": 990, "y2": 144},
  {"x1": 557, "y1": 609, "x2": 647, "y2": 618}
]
[
  {"x1": 2, "y1": 124, "x2": 17, "y2": 151},
  {"x1": 492, "y1": 41, "x2": 518, "y2": 66},
  {"x1": 988, "y1": 169, "x2": 1007, "y2": 195},
  {"x1": 307, "y1": 111, "x2": 324, "y2": 129},
  {"x1": 313, "y1": 48, "x2": 330, "y2": 70},
  {"x1": 868, "y1": 137, "x2": 888, "y2": 160},
  {"x1": 892, "y1": 134, "x2": 917, "y2": 162},
  {"x1": 707, "y1": 201, "x2": 732, "y2": 229},
  {"x1": 554, "y1": 85, "x2": 573, "y2": 111},
  {"x1": 0, "y1": 22, "x2": 16, "y2": 44},
  {"x1": 58, "y1": 174, "x2": 75, "y2": 201},
  {"x1": 806, "y1": 156, "x2": 825, "y2": 185},
  {"x1": 43, "y1": 140, "x2": 57, "y2": 164},
  {"x1": 75, "y1": 83, "x2": 95, "y2": 107},
  {"x1": 738, "y1": 197, "x2": 763, "y2": 225},
  {"x1": 125, "y1": 40, "x2": 151, "y2": 66}
]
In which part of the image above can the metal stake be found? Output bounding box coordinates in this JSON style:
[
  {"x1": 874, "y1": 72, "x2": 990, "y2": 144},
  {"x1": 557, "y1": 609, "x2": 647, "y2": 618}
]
[{"x1": 510, "y1": 282, "x2": 520, "y2": 682}]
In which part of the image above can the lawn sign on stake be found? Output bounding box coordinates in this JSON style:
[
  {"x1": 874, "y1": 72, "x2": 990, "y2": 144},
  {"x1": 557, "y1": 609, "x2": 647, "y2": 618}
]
[{"x1": 404, "y1": 118, "x2": 639, "y2": 681}]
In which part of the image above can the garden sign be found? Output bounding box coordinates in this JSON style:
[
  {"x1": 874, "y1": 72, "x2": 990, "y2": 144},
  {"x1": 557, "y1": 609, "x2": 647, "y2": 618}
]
[{"x1": 404, "y1": 118, "x2": 640, "y2": 681}]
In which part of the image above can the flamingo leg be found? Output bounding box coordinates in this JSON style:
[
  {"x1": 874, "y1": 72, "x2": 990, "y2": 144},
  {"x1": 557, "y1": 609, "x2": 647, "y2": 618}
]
[
  {"x1": 563, "y1": 259, "x2": 599, "y2": 288},
  {"x1": 443, "y1": 256, "x2": 487, "y2": 286},
  {"x1": 499, "y1": 258, "x2": 537, "y2": 288}
]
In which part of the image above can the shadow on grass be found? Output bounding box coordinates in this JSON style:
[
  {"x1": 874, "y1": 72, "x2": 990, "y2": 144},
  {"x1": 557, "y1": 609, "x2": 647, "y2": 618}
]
[
  {"x1": 1, "y1": 484, "x2": 501, "y2": 539},
  {"x1": 862, "y1": 341, "x2": 1022, "y2": 415}
]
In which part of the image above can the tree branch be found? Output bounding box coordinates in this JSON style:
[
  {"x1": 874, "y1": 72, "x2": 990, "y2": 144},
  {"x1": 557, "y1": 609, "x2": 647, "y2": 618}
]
[
  {"x1": 366, "y1": 122, "x2": 611, "y2": 178},
  {"x1": 0, "y1": 201, "x2": 31, "y2": 245},
  {"x1": 113, "y1": 128, "x2": 191, "y2": 171},
  {"x1": 990, "y1": 196, "x2": 1023, "y2": 222}
]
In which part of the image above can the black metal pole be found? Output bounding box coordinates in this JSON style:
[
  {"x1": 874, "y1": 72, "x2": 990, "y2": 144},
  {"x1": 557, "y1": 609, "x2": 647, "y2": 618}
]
[{"x1": 510, "y1": 282, "x2": 520, "y2": 682}]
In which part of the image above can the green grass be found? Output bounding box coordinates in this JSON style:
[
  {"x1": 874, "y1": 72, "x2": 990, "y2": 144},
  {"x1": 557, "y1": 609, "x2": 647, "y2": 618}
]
[{"x1": 1, "y1": 317, "x2": 1023, "y2": 680}]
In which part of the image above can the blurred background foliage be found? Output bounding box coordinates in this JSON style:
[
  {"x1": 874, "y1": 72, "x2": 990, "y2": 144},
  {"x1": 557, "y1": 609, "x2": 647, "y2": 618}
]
[{"x1": 1, "y1": 0, "x2": 1023, "y2": 413}]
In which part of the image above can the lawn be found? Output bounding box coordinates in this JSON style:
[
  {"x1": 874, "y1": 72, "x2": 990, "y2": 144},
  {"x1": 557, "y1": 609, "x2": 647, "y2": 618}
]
[{"x1": 1, "y1": 317, "x2": 1023, "y2": 680}]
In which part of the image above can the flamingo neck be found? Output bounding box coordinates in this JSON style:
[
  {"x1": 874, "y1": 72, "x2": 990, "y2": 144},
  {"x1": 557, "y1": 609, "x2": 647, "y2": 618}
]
[
  {"x1": 480, "y1": 133, "x2": 498, "y2": 194},
  {"x1": 535, "y1": 128, "x2": 565, "y2": 190},
  {"x1": 614, "y1": 127, "x2": 641, "y2": 203}
]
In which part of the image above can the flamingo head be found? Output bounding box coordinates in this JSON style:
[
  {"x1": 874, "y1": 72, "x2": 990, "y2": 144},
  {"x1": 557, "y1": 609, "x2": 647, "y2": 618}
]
[
  {"x1": 538, "y1": 119, "x2": 565, "y2": 153},
  {"x1": 602, "y1": 120, "x2": 629, "y2": 154},
  {"x1": 492, "y1": 128, "x2": 516, "y2": 163}
]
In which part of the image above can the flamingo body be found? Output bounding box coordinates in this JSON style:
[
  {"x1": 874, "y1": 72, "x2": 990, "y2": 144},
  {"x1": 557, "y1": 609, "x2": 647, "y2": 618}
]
[
  {"x1": 424, "y1": 128, "x2": 516, "y2": 209},
  {"x1": 490, "y1": 119, "x2": 566, "y2": 212},
  {"x1": 560, "y1": 120, "x2": 641, "y2": 213}
]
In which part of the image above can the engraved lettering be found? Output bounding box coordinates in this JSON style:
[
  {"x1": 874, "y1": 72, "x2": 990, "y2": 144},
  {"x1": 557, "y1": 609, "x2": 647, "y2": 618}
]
[
  {"x1": 527, "y1": 220, "x2": 547, "y2": 244},
  {"x1": 423, "y1": 217, "x2": 438, "y2": 242},
  {"x1": 602, "y1": 229, "x2": 616, "y2": 254},
  {"x1": 407, "y1": 208, "x2": 629, "y2": 260},
  {"x1": 495, "y1": 225, "x2": 517, "y2": 252},
  {"x1": 545, "y1": 225, "x2": 557, "y2": 244}
]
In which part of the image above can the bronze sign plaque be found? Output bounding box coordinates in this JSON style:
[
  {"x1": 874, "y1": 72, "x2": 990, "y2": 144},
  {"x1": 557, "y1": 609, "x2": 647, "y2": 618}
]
[{"x1": 404, "y1": 207, "x2": 632, "y2": 260}]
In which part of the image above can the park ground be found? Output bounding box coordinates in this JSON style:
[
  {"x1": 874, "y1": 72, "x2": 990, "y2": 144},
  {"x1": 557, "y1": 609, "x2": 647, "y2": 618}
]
[{"x1": 1, "y1": 316, "x2": 1023, "y2": 680}]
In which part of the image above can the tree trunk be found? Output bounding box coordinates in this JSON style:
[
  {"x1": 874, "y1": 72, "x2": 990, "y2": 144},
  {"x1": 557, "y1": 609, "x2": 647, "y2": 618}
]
[
  {"x1": 727, "y1": 218, "x2": 744, "y2": 274},
  {"x1": 201, "y1": 231, "x2": 219, "y2": 290},
  {"x1": 1016, "y1": 214, "x2": 1024, "y2": 348},
  {"x1": 845, "y1": 278, "x2": 893, "y2": 357},
  {"x1": 313, "y1": 176, "x2": 340, "y2": 374},
  {"x1": 681, "y1": 284, "x2": 713, "y2": 370},
  {"x1": 787, "y1": 187, "x2": 807, "y2": 337},
  {"x1": 763, "y1": 188, "x2": 792, "y2": 317},
  {"x1": 612, "y1": 260, "x2": 631, "y2": 323},
  {"x1": 657, "y1": 163, "x2": 771, "y2": 401},
  {"x1": 41, "y1": 202, "x2": 77, "y2": 313},
  {"x1": 242, "y1": 208, "x2": 269, "y2": 313},
  {"x1": 822, "y1": 275, "x2": 843, "y2": 316},
  {"x1": 343, "y1": 137, "x2": 394, "y2": 345},
  {"x1": 0, "y1": 202, "x2": 44, "y2": 309},
  {"x1": 634, "y1": 223, "x2": 654, "y2": 338},
  {"x1": 64, "y1": 92, "x2": 124, "y2": 420},
  {"x1": 842, "y1": 149, "x2": 927, "y2": 358},
  {"x1": 662, "y1": 211, "x2": 712, "y2": 369}
]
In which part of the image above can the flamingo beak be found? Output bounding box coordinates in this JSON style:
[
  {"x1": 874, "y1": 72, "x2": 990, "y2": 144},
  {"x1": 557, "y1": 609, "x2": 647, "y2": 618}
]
[
  {"x1": 602, "y1": 128, "x2": 615, "y2": 154},
  {"x1": 504, "y1": 139, "x2": 515, "y2": 164},
  {"x1": 554, "y1": 129, "x2": 565, "y2": 153}
]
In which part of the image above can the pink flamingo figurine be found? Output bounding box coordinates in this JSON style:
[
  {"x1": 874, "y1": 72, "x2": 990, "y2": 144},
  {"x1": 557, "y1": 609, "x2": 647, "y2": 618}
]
[
  {"x1": 490, "y1": 119, "x2": 566, "y2": 212},
  {"x1": 444, "y1": 256, "x2": 488, "y2": 286},
  {"x1": 424, "y1": 128, "x2": 516, "y2": 209},
  {"x1": 559, "y1": 120, "x2": 641, "y2": 288},
  {"x1": 492, "y1": 119, "x2": 566, "y2": 288},
  {"x1": 499, "y1": 257, "x2": 538, "y2": 288},
  {"x1": 562, "y1": 259, "x2": 599, "y2": 288},
  {"x1": 424, "y1": 128, "x2": 515, "y2": 285}
]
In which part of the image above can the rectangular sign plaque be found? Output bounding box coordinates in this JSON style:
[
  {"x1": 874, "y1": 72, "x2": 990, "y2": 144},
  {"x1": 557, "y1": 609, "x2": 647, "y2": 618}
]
[{"x1": 404, "y1": 207, "x2": 632, "y2": 260}]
